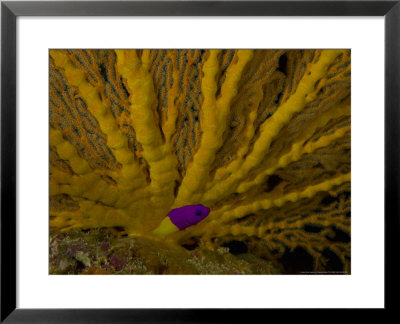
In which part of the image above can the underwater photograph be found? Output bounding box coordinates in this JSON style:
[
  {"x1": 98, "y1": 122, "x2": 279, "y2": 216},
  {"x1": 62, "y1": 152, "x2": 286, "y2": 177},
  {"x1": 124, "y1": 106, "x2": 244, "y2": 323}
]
[{"x1": 49, "y1": 49, "x2": 351, "y2": 275}]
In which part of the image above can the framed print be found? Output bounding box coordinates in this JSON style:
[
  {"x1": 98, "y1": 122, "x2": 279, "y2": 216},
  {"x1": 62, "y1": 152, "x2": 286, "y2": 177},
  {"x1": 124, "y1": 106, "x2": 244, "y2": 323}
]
[{"x1": 1, "y1": 0, "x2": 399, "y2": 322}]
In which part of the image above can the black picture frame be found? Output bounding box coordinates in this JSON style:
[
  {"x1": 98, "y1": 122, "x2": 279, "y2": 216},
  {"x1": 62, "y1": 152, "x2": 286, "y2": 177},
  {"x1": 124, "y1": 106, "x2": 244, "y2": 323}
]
[{"x1": 1, "y1": 0, "x2": 398, "y2": 322}]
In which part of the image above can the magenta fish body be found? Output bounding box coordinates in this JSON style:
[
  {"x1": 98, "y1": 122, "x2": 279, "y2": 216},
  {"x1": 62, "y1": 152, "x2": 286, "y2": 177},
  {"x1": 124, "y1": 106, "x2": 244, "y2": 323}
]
[{"x1": 168, "y1": 204, "x2": 210, "y2": 230}]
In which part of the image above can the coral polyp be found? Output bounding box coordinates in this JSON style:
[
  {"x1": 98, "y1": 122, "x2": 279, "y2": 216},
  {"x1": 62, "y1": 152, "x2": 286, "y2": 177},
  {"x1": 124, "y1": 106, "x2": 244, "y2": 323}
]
[{"x1": 49, "y1": 49, "x2": 350, "y2": 274}]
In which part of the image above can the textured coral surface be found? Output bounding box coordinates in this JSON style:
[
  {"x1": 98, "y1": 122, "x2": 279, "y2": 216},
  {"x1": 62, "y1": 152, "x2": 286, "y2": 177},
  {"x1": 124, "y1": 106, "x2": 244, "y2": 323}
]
[
  {"x1": 50, "y1": 229, "x2": 280, "y2": 274},
  {"x1": 50, "y1": 49, "x2": 350, "y2": 274}
]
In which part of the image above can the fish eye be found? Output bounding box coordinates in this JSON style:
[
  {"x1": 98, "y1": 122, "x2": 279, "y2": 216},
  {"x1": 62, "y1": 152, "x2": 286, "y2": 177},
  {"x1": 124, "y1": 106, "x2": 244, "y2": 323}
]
[{"x1": 195, "y1": 210, "x2": 202, "y2": 216}]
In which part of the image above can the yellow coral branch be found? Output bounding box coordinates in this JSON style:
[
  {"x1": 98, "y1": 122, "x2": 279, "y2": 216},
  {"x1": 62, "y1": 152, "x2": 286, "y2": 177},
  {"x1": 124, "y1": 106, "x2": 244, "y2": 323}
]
[
  {"x1": 173, "y1": 50, "x2": 220, "y2": 205},
  {"x1": 210, "y1": 87, "x2": 262, "y2": 186},
  {"x1": 50, "y1": 127, "x2": 92, "y2": 175},
  {"x1": 171, "y1": 173, "x2": 350, "y2": 244},
  {"x1": 50, "y1": 168, "x2": 120, "y2": 206},
  {"x1": 50, "y1": 50, "x2": 146, "y2": 193},
  {"x1": 115, "y1": 50, "x2": 178, "y2": 215},
  {"x1": 201, "y1": 50, "x2": 344, "y2": 204},
  {"x1": 237, "y1": 105, "x2": 350, "y2": 193},
  {"x1": 221, "y1": 172, "x2": 350, "y2": 224},
  {"x1": 51, "y1": 200, "x2": 132, "y2": 230},
  {"x1": 163, "y1": 51, "x2": 180, "y2": 144},
  {"x1": 175, "y1": 50, "x2": 254, "y2": 206}
]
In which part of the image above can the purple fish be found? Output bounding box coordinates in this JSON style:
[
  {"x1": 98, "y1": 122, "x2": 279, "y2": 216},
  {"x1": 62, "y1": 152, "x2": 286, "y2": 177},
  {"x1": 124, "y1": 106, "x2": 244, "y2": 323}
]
[{"x1": 168, "y1": 204, "x2": 210, "y2": 230}]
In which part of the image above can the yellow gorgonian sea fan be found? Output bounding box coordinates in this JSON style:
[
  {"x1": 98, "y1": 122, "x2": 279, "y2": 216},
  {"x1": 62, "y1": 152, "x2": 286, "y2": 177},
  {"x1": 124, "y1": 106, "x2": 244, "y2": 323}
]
[{"x1": 49, "y1": 49, "x2": 350, "y2": 273}]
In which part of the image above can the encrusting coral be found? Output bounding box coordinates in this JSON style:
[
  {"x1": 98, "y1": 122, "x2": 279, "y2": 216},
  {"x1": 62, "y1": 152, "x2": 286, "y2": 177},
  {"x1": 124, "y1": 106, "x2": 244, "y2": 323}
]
[
  {"x1": 49, "y1": 228, "x2": 280, "y2": 274},
  {"x1": 49, "y1": 49, "x2": 351, "y2": 274}
]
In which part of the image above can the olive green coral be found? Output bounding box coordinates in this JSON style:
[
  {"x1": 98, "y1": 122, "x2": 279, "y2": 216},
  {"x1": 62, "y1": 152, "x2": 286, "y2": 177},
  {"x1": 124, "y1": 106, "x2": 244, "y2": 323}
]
[{"x1": 49, "y1": 49, "x2": 350, "y2": 273}]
